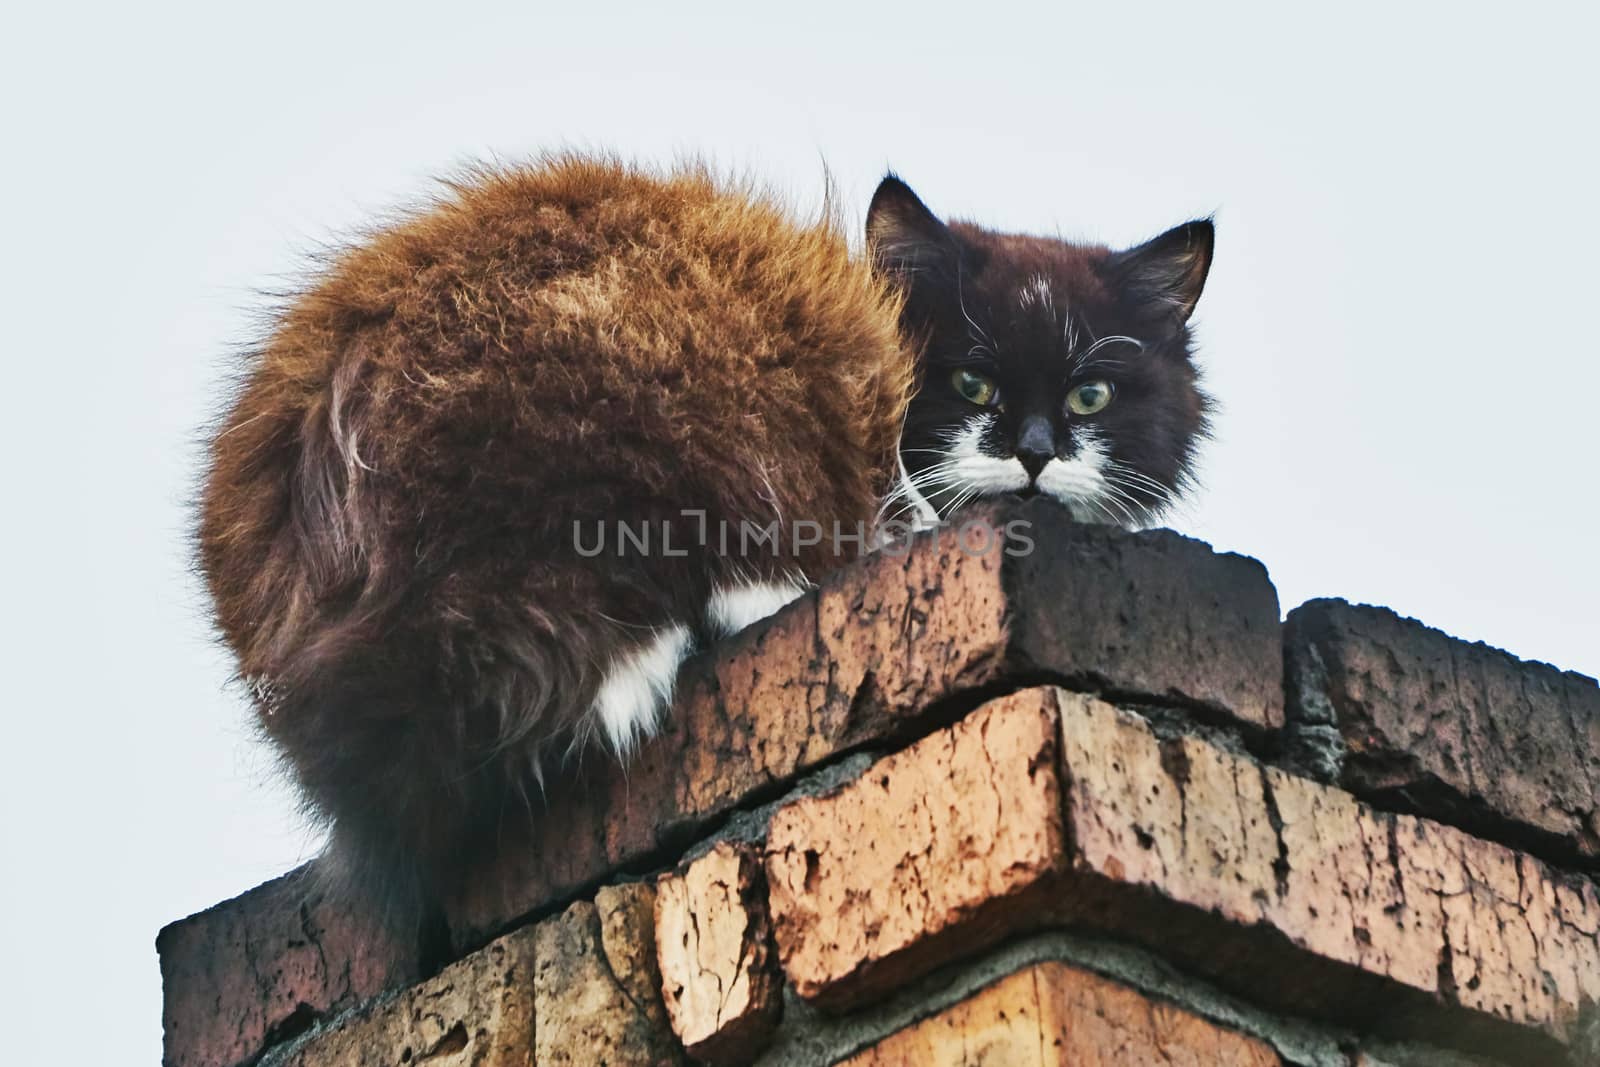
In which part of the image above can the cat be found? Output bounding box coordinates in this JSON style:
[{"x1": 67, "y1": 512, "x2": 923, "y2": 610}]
[
  {"x1": 197, "y1": 154, "x2": 1212, "y2": 930},
  {"x1": 867, "y1": 177, "x2": 1213, "y2": 530},
  {"x1": 200, "y1": 156, "x2": 911, "y2": 927}
]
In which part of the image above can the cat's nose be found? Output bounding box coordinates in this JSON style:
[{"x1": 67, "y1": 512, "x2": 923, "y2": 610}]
[{"x1": 1016, "y1": 415, "x2": 1056, "y2": 481}]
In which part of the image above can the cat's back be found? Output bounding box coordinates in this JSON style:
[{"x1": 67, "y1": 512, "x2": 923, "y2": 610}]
[
  {"x1": 272, "y1": 155, "x2": 897, "y2": 388},
  {"x1": 202, "y1": 155, "x2": 910, "y2": 667}
]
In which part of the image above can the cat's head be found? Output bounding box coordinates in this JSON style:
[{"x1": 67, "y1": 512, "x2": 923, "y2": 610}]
[{"x1": 869, "y1": 176, "x2": 1213, "y2": 529}]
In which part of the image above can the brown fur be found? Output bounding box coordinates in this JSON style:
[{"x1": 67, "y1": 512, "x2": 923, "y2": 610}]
[{"x1": 198, "y1": 155, "x2": 911, "y2": 922}]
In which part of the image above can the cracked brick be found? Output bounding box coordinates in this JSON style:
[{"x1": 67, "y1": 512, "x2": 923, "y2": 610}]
[
  {"x1": 157, "y1": 864, "x2": 419, "y2": 1067},
  {"x1": 764, "y1": 687, "x2": 1066, "y2": 1008},
  {"x1": 655, "y1": 842, "x2": 781, "y2": 1064},
  {"x1": 533, "y1": 890, "x2": 682, "y2": 1066},
  {"x1": 761, "y1": 687, "x2": 1600, "y2": 1059},
  {"x1": 1056, "y1": 690, "x2": 1600, "y2": 1057}
]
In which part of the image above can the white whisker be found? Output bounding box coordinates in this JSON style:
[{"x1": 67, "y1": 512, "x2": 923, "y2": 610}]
[
  {"x1": 957, "y1": 264, "x2": 997, "y2": 353},
  {"x1": 1096, "y1": 482, "x2": 1145, "y2": 528},
  {"x1": 1073, "y1": 335, "x2": 1144, "y2": 374},
  {"x1": 1104, "y1": 462, "x2": 1174, "y2": 500}
]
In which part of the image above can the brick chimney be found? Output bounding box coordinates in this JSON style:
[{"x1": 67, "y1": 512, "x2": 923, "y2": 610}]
[{"x1": 157, "y1": 500, "x2": 1600, "y2": 1066}]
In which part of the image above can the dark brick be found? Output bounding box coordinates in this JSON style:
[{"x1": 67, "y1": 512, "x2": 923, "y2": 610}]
[
  {"x1": 1285, "y1": 598, "x2": 1600, "y2": 864},
  {"x1": 1004, "y1": 497, "x2": 1283, "y2": 731},
  {"x1": 157, "y1": 865, "x2": 419, "y2": 1067}
]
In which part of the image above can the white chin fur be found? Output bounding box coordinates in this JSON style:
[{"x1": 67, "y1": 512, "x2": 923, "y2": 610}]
[
  {"x1": 591, "y1": 624, "x2": 694, "y2": 756},
  {"x1": 901, "y1": 417, "x2": 1148, "y2": 527},
  {"x1": 706, "y1": 576, "x2": 810, "y2": 637},
  {"x1": 1036, "y1": 434, "x2": 1123, "y2": 524},
  {"x1": 944, "y1": 415, "x2": 1031, "y2": 499}
]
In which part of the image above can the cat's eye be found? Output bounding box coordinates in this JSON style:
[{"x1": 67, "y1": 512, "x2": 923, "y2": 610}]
[
  {"x1": 1066, "y1": 380, "x2": 1114, "y2": 416},
  {"x1": 951, "y1": 368, "x2": 1000, "y2": 407}
]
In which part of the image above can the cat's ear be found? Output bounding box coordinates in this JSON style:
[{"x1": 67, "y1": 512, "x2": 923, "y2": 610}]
[
  {"x1": 867, "y1": 176, "x2": 954, "y2": 281},
  {"x1": 1106, "y1": 219, "x2": 1214, "y2": 328}
]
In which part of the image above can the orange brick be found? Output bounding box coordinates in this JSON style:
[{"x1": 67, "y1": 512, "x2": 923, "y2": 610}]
[
  {"x1": 841, "y1": 961, "x2": 1280, "y2": 1066},
  {"x1": 655, "y1": 843, "x2": 781, "y2": 1064},
  {"x1": 765, "y1": 688, "x2": 1066, "y2": 1006},
  {"x1": 764, "y1": 687, "x2": 1600, "y2": 1057},
  {"x1": 1056, "y1": 692, "x2": 1600, "y2": 1047}
]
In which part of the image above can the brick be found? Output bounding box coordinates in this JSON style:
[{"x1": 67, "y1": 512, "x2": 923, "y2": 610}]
[
  {"x1": 157, "y1": 864, "x2": 419, "y2": 1067},
  {"x1": 1055, "y1": 690, "x2": 1600, "y2": 1056},
  {"x1": 1002, "y1": 499, "x2": 1282, "y2": 731},
  {"x1": 763, "y1": 687, "x2": 1600, "y2": 1058},
  {"x1": 271, "y1": 926, "x2": 534, "y2": 1067},
  {"x1": 765, "y1": 688, "x2": 1066, "y2": 1007},
  {"x1": 445, "y1": 499, "x2": 1281, "y2": 947},
  {"x1": 1286, "y1": 598, "x2": 1600, "y2": 863},
  {"x1": 655, "y1": 843, "x2": 781, "y2": 1064},
  {"x1": 840, "y1": 961, "x2": 1281, "y2": 1066},
  {"x1": 533, "y1": 887, "x2": 682, "y2": 1066}
]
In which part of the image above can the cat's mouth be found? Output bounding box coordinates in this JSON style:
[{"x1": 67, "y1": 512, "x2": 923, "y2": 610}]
[{"x1": 1013, "y1": 486, "x2": 1041, "y2": 501}]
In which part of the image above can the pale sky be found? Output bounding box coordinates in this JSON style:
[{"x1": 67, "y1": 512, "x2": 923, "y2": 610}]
[{"x1": 3, "y1": 2, "x2": 1596, "y2": 1063}]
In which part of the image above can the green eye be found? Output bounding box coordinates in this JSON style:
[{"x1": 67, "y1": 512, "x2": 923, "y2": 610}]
[
  {"x1": 1066, "y1": 380, "x2": 1114, "y2": 415},
  {"x1": 951, "y1": 368, "x2": 1000, "y2": 407}
]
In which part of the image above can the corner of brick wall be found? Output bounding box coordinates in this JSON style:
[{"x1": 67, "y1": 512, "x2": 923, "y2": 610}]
[
  {"x1": 1283, "y1": 597, "x2": 1600, "y2": 865},
  {"x1": 159, "y1": 500, "x2": 1600, "y2": 1067}
]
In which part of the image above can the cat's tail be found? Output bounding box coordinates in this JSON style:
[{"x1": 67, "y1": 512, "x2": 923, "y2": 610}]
[{"x1": 259, "y1": 607, "x2": 593, "y2": 963}]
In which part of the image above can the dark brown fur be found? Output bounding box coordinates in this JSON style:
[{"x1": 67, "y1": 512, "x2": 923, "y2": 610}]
[{"x1": 198, "y1": 156, "x2": 911, "y2": 921}]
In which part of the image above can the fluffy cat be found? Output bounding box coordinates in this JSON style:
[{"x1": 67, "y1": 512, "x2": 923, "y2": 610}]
[
  {"x1": 197, "y1": 155, "x2": 1213, "y2": 929},
  {"x1": 200, "y1": 157, "x2": 911, "y2": 923}
]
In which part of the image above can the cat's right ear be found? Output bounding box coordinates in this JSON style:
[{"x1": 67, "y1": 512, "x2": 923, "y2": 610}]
[
  {"x1": 1105, "y1": 219, "x2": 1215, "y2": 330},
  {"x1": 867, "y1": 176, "x2": 954, "y2": 282}
]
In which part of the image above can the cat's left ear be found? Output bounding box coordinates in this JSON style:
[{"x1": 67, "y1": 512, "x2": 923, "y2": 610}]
[
  {"x1": 866, "y1": 175, "x2": 955, "y2": 281},
  {"x1": 1106, "y1": 219, "x2": 1214, "y2": 328}
]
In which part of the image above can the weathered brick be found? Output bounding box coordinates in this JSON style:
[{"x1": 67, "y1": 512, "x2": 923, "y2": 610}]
[
  {"x1": 1003, "y1": 499, "x2": 1282, "y2": 730},
  {"x1": 1286, "y1": 598, "x2": 1600, "y2": 863},
  {"x1": 157, "y1": 864, "x2": 419, "y2": 1067},
  {"x1": 655, "y1": 843, "x2": 781, "y2": 1064},
  {"x1": 533, "y1": 887, "x2": 682, "y2": 1066},
  {"x1": 765, "y1": 688, "x2": 1066, "y2": 1007},
  {"x1": 1055, "y1": 690, "x2": 1600, "y2": 1056},
  {"x1": 271, "y1": 926, "x2": 533, "y2": 1067},
  {"x1": 763, "y1": 687, "x2": 1600, "y2": 1058},
  {"x1": 446, "y1": 500, "x2": 1281, "y2": 947},
  {"x1": 840, "y1": 961, "x2": 1281, "y2": 1066}
]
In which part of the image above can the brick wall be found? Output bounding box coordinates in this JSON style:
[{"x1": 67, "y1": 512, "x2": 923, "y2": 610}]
[{"x1": 158, "y1": 499, "x2": 1600, "y2": 1066}]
